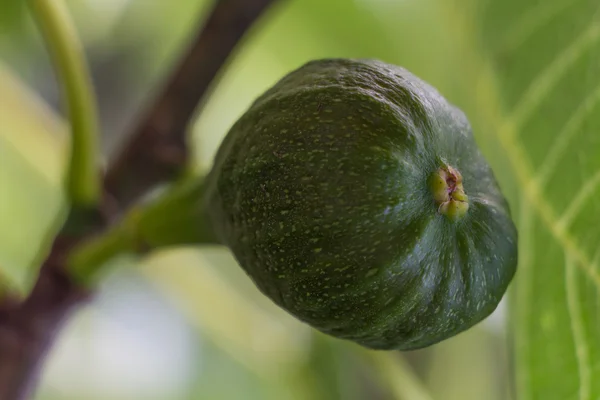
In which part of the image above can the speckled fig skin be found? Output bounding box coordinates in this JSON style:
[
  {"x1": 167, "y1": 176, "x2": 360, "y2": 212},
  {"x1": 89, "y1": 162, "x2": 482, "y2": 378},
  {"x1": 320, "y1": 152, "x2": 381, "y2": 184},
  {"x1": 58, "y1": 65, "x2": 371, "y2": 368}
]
[{"x1": 205, "y1": 59, "x2": 517, "y2": 350}]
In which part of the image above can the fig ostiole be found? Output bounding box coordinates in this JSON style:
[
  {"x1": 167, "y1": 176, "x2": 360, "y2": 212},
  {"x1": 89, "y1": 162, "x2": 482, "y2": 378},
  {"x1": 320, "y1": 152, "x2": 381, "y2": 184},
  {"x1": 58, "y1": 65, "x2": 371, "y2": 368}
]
[{"x1": 429, "y1": 165, "x2": 469, "y2": 220}]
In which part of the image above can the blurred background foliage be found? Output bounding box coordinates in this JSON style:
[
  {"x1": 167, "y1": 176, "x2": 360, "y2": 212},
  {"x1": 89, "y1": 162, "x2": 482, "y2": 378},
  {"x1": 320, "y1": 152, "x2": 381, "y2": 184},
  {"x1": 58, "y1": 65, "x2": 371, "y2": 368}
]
[{"x1": 0, "y1": 0, "x2": 517, "y2": 399}]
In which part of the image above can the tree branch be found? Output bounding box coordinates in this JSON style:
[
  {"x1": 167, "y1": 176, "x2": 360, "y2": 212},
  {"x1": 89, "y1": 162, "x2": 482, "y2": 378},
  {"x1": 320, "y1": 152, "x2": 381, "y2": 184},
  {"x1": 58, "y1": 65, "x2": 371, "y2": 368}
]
[
  {"x1": 0, "y1": 238, "x2": 91, "y2": 400},
  {"x1": 0, "y1": 1, "x2": 280, "y2": 399},
  {"x1": 103, "y1": 0, "x2": 280, "y2": 208}
]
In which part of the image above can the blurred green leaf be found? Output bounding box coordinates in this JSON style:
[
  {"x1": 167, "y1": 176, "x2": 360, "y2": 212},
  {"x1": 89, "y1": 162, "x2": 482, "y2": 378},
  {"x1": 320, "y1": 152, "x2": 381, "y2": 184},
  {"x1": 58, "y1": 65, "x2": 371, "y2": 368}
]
[
  {"x1": 139, "y1": 248, "x2": 311, "y2": 382},
  {"x1": 439, "y1": 0, "x2": 600, "y2": 398},
  {"x1": 302, "y1": 333, "x2": 362, "y2": 400},
  {"x1": 187, "y1": 337, "x2": 269, "y2": 400},
  {"x1": 425, "y1": 328, "x2": 510, "y2": 400},
  {"x1": 0, "y1": 63, "x2": 67, "y2": 295},
  {"x1": 0, "y1": 0, "x2": 26, "y2": 35}
]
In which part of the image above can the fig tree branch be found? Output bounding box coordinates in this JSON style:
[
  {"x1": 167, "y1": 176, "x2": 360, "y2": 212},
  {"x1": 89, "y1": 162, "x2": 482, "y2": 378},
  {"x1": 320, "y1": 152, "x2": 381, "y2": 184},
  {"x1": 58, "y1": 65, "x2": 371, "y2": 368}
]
[
  {"x1": 0, "y1": 1, "x2": 279, "y2": 399},
  {"x1": 103, "y1": 0, "x2": 281, "y2": 208},
  {"x1": 0, "y1": 237, "x2": 91, "y2": 400}
]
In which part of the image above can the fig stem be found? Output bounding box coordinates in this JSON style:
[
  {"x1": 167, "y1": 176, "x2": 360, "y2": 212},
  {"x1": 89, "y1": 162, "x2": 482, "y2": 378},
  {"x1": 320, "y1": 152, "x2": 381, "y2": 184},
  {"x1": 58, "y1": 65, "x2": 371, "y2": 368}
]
[
  {"x1": 29, "y1": 0, "x2": 101, "y2": 208},
  {"x1": 68, "y1": 179, "x2": 220, "y2": 284}
]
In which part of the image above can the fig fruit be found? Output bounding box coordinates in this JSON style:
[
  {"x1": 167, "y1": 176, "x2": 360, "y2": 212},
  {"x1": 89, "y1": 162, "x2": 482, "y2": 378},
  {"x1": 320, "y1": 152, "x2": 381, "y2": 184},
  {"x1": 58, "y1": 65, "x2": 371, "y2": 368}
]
[{"x1": 205, "y1": 59, "x2": 517, "y2": 350}]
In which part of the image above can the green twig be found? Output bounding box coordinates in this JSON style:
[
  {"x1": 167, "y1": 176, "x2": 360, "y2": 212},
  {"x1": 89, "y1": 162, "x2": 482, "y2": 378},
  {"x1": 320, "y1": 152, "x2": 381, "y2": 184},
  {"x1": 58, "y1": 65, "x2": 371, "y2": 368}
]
[
  {"x1": 68, "y1": 179, "x2": 219, "y2": 284},
  {"x1": 29, "y1": 0, "x2": 100, "y2": 208},
  {"x1": 68, "y1": 218, "x2": 138, "y2": 285}
]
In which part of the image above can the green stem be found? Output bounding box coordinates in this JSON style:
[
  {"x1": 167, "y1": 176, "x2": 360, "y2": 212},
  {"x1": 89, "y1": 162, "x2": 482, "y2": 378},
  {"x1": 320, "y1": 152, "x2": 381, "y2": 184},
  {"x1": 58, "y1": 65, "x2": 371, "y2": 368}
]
[
  {"x1": 68, "y1": 220, "x2": 138, "y2": 286},
  {"x1": 29, "y1": 0, "x2": 100, "y2": 207},
  {"x1": 68, "y1": 179, "x2": 219, "y2": 284}
]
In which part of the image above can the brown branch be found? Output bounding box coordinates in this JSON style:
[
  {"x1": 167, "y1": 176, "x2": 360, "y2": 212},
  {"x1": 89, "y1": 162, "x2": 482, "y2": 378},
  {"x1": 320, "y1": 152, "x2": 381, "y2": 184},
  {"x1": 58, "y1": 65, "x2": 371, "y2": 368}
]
[
  {"x1": 0, "y1": 237, "x2": 91, "y2": 400},
  {"x1": 104, "y1": 0, "x2": 281, "y2": 208}
]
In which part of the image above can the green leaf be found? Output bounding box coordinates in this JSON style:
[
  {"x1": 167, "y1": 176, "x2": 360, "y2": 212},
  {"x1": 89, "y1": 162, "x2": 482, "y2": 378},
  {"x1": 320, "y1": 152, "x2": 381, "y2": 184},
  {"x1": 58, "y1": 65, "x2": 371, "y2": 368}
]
[
  {"x1": 439, "y1": 0, "x2": 600, "y2": 398},
  {"x1": 0, "y1": 63, "x2": 68, "y2": 295}
]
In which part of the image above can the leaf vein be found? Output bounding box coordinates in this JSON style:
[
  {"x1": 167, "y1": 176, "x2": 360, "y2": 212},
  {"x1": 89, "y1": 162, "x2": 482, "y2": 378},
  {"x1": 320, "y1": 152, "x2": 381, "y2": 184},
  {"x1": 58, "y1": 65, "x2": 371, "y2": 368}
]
[
  {"x1": 514, "y1": 197, "x2": 535, "y2": 400},
  {"x1": 496, "y1": 0, "x2": 576, "y2": 55},
  {"x1": 536, "y1": 83, "x2": 600, "y2": 186},
  {"x1": 556, "y1": 170, "x2": 600, "y2": 231},
  {"x1": 475, "y1": 62, "x2": 600, "y2": 289},
  {"x1": 565, "y1": 254, "x2": 592, "y2": 400},
  {"x1": 506, "y1": 21, "x2": 600, "y2": 134}
]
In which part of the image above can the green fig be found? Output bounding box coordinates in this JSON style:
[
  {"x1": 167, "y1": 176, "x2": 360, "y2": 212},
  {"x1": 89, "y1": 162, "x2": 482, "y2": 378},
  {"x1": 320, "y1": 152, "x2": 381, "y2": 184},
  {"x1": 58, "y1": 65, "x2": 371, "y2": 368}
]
[{"x1": 205, "y1": 59, "x2": 518, "y2": 350}]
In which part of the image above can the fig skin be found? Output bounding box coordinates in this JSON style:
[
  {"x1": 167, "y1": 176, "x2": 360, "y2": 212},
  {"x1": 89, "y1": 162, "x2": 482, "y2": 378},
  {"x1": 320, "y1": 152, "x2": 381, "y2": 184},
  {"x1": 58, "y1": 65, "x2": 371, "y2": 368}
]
[{"x1": 205, "y1": 58, "x2": 518, "y2": 350}]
